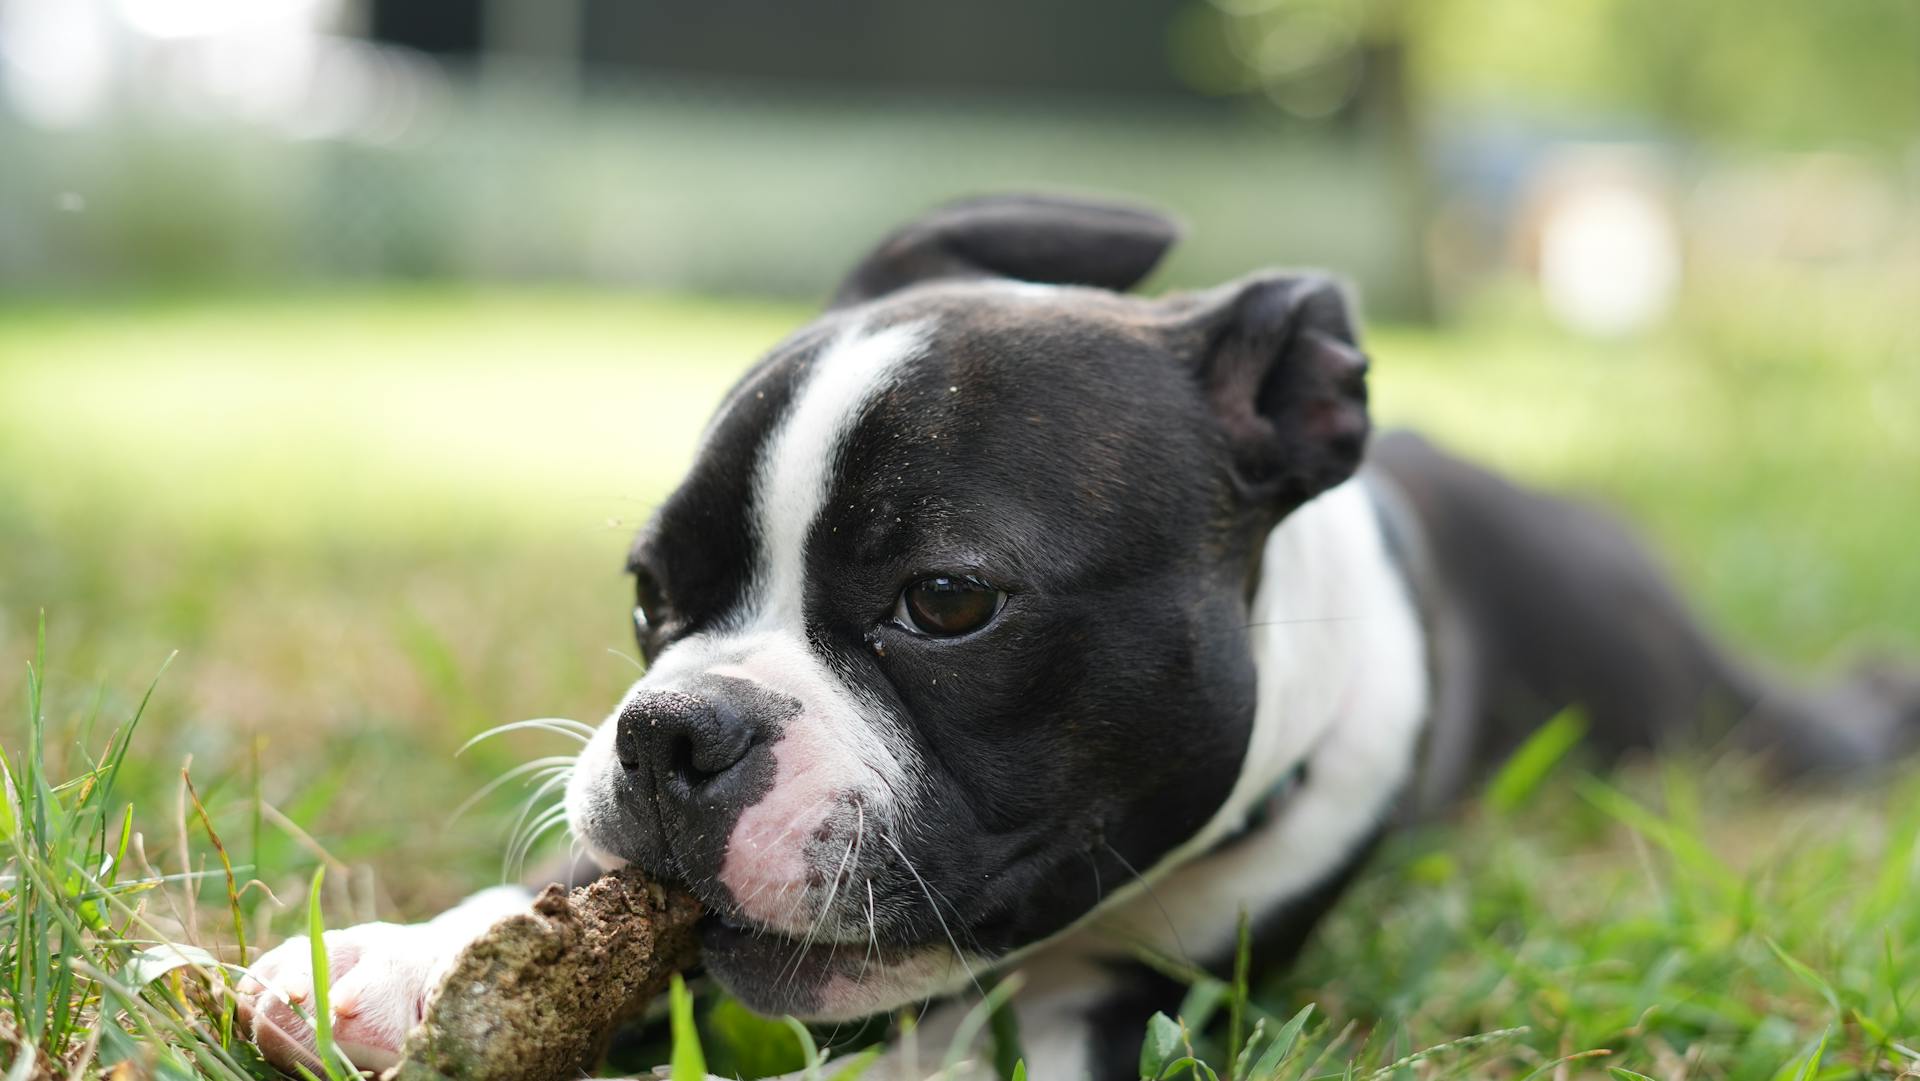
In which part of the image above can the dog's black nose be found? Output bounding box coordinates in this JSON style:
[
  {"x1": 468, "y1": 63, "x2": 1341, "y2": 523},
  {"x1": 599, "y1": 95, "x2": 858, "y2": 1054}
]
[{"x1": 616, "y1": 690, "x2": 753, "y2": 793}]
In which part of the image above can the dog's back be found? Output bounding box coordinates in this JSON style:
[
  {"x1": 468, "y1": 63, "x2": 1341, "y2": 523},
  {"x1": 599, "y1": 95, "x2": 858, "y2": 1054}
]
[{"x1": 1372, "y1": 428, "x2": 1920, "y2": 815}]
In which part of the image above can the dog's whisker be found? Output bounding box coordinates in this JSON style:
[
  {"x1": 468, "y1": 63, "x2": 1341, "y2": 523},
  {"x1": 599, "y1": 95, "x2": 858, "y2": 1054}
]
[
  {"x1": 505, "y1": 802, "x2": 573, "y2": 882},
  {"x1": 881, "y1": 831, "x2": 987, "y2": 1002},
  {"x1": 843, "y1": 804, "x2": 878, "y2": 979},
  {"x1": 458, "y1": 718, "x2": 594, "y2": 756},
  {"x1": 1101, "y1": 839, "x2": 1193, "y2": 972},
  {"x1": 503, "y1": 772, "x2": 571, "y2": 848},
  {"x1": 566, "y1": 836, "x2": 588, "y2": 886},
  {"x1": 499, "y1": 773, "x2": 572, "y2": 882},
  {"x1": 732, "y1": 789, "x2": 834, "y2": 908},
  {"x1": 448, "y1": 756, "x2": 579, "y2": 825},
  {"x1": 527, "y1": 769, "x2": 573, "y2": 806},
  {"x1": 727, "y1": 790, "x2": 849, "y2": 913},
  {"x1": 752, "y1": 790, "x2": 847, "y2": 855},
  {"x1": 891, "y1": 833, "x2": 988, "y2": 960},
  {"x1": 604, "y1": 647, "x2": 649, "y2": 675},
  {"x1": 859, "y1": 877, "x2": 880, "y2": 984},
  {"x1": 779, "y1": 826, "x2": 860, "y2": 988},
  {"x1": 826, "y1": 803, "x2": 873, "y2": 969},
  {"x1": 510, "y1": 805, "x2": 574, "y2": 882}
]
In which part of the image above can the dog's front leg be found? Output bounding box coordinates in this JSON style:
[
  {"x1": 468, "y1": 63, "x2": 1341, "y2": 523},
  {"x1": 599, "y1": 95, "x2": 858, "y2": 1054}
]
[{"x1": 236, "y1": 885, "x2": 535, "y2": 1072}]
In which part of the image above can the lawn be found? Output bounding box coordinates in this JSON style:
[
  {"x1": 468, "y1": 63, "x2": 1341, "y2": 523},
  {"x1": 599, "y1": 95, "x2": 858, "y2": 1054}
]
[{"x1": 1, "y1": 284, "x2": 1916, "y2": 1078}]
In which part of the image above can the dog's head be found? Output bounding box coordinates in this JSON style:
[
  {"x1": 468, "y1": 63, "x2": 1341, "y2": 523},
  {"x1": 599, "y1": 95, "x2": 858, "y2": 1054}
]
[{"x1": 565, "y1": 194, "x2": 1371, "y2": 1019}]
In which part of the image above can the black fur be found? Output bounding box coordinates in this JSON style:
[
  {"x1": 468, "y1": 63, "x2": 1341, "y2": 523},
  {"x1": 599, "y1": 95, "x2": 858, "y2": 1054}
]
[{"x1": 830, "y1": 193, "x2": 1179, "y2": 308}]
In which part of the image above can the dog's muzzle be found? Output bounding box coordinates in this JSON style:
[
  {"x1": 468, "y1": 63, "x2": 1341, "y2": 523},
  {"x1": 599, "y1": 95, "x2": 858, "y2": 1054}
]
[{"x1": 605, "y1": 688, "x2": 771, "y2": 881}]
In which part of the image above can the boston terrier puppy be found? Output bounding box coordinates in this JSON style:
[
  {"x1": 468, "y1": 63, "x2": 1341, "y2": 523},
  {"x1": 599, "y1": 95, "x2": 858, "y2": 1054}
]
[{"x1": 238, "y1": 195, "x2": 1919, "y2": 1079}]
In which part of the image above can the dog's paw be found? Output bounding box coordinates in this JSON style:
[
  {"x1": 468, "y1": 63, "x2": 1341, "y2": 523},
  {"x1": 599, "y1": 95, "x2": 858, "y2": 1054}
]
[
  {"x1": 237, "y1": 887, "x2": 531, "y2": 1072},
  {"x1": 237, "y1": 920, "x2": 459, "y2": 1073}
]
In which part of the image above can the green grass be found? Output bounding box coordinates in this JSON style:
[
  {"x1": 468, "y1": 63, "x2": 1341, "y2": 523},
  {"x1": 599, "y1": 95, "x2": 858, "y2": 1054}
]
[{"x1": 1, "y1": 283, "x2": 1916, "y2": 1078}]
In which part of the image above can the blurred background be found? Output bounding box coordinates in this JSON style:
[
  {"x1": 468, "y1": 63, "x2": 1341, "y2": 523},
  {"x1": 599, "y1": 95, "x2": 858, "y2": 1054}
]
[
  {"x1": 6, "y1": 0, "x2": 1919, "y2": 316},
  {"x1": 1, "y1": 0, "x2": 1916, "y2": 912}
]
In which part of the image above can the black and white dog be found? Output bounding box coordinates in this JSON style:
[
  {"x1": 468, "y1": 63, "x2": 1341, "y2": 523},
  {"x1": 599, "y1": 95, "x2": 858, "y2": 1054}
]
[{"x1": 240, "y1": 195, "x2": 1919, "y2": 1079}]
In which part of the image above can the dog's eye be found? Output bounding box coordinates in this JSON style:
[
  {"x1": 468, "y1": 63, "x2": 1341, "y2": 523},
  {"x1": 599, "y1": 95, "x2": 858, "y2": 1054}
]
[
  {"x1": 895, "y1": 576, "x2": 1005, "y2": 638},
  {"x1": 633, "y1": 567, "x2": 668, "y2": 647}
]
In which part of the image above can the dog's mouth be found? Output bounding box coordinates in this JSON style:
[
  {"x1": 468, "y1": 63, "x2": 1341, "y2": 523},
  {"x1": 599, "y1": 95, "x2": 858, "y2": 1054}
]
[
  {"x1": 700, "y1": 911, "x2": 837, "y2": 974},
  {"x1": 698, "y1": 910, "x2": 877, "y2": 1017},
  {"x1": 695, "y1": 901, "x2": 983, "y2": 1021}
]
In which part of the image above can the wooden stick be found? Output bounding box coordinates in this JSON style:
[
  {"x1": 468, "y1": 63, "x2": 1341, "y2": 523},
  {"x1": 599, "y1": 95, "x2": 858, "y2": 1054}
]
[{"x1": 384, "y1": 869, "x2": 701, "y2": 1081}]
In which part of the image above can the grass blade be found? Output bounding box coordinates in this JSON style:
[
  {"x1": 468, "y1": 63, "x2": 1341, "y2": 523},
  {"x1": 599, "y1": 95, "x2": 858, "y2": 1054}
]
[
  {"x1": 1227, "y1": 908, "x2": 1250, "y2": 1081},
  {"x1": 306, "y1": 865, "x2": 346, "y2": 1081},
  {"x1": 1486, "y1": 708, "x2": 1587, "y2": 814},
  {"x1": 669, "y1": 973, "x2": 707, "y2": 1080},
  {"x1": 1247, "y1": 1004, "x2": 1315, "y2": 1079}
]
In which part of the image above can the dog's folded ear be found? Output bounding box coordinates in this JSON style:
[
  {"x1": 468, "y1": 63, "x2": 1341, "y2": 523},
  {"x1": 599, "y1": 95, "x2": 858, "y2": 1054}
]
[
  {"x1": 829, "y1": 194, "x2": 1180, "y2": 308},
  {"x1": 1172, "y1": 274, "x2": 1371, "y2": 510}
]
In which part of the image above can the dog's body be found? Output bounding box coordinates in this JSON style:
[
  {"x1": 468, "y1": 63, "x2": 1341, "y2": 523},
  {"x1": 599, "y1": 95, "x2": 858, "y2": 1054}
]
[{"x1": 239, "y1": 196, "x2": 1919, "y2": 1079}]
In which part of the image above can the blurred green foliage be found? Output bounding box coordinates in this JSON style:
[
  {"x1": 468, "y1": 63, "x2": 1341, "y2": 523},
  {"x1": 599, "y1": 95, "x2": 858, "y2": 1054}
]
[
  {"x1": 4, "y1": 0, "x2": 1915, "y2": 305},
  {"x1": 1182, "y1": 0, "x2": 1920, "y2": 149},
  {"x1": 1417, "y1": 0, "x2": 1920, "y2": 148}
]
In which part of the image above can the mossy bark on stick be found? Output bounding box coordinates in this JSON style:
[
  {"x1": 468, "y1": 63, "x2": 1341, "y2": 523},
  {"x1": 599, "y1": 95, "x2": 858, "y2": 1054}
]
[{"x1": 382, "y1": 869, "x2": 701, "y2": 1081}]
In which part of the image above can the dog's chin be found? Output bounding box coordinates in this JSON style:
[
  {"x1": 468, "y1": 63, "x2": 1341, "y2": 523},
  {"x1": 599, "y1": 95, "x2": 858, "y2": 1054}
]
[
  {"x1": 698, "y1": 914, "x2": 841, "y2": 1016},
  {"x1": 700, "y1": 913, "x2": 966, "y2": 1023}
]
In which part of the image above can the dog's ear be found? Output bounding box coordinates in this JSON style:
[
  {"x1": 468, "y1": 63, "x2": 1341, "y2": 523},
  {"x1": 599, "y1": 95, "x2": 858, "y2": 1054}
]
[
  {"x1": 1171, "y1": 274, "x2": 1370, "y2": 510},
  {"x1": 829, "y1": 194, "x2": 1179, "y2": 308}
]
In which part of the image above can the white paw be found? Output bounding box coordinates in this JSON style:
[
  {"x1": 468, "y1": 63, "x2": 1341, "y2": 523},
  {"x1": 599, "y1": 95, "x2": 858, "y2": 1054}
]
[
  {"x1": 237, "y1": 921, "x2": 459, "y2": 1073},
  {"x1": 238, "y1": 887, "x2": 531, "y2": 1072}
]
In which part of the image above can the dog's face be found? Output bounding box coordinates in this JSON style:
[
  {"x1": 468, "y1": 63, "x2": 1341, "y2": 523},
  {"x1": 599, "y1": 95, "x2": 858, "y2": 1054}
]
[{"x1": 565, "y1": 196, "x2": 1371, "y2": 1019}]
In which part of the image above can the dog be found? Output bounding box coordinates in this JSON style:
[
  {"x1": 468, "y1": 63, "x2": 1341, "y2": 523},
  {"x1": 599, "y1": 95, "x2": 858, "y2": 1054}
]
[{"x1": 237, "y1": 194, "x2": 1920, "y2": 1079}]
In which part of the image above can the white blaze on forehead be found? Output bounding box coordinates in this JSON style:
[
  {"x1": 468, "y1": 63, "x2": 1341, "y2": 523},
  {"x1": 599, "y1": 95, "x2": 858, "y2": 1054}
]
[
  {"x1": 568, "y1": 320, "x2": 935, "y2": 919},
  {"x1": 746, "y1": 319, "x2": 930, "y2": 629},
  {"x1": 703, "y1": 319, "x2": 932, "y2": 930}
]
